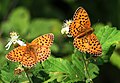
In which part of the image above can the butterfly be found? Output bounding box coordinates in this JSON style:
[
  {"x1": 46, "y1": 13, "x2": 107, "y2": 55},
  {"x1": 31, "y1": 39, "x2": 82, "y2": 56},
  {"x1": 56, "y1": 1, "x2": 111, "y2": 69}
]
[
  {"x1": 6, "y1": 33, "x2": 54, "y2": 67},
  {"x1": 69, "y1": 7, "x2": 102, "y2": 56}
]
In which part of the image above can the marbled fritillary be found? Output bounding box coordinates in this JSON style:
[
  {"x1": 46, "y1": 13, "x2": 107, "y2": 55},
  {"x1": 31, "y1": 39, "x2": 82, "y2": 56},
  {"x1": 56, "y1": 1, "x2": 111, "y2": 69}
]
[
  {"x1": 6, "y1": 33, "x2": 54, "y2": 67},
  {"x1": 69, "y1": 7, "x2": 102, "y2": 56}
]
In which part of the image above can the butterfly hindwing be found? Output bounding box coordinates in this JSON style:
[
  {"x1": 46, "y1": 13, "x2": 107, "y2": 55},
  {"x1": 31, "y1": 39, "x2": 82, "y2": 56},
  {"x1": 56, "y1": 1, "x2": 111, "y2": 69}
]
[
  {"x1": 87, "y1": 33, "x2": 102, "y2": 55},
  {"x1": 73, "y1": 33, "x2": 102, "y2": 55},
  {"x1": 73, "y1": 35, "x2": 89, "y2": 53},
  {"x1": 20, "y1": 50, "x2": 37, "y2": 67},
  {"x1": 36, "y1": 46, "x2": 51, "y2": 62}
]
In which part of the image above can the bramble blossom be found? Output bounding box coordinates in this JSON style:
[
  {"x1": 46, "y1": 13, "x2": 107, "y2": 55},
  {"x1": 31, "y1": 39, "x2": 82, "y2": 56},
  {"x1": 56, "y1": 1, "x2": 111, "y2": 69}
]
[
  {"x1": 61, "y1": 20, "x2": 73, "y2": 37},
  {"x1": 5, "y1": 32, "x2": 26, "y2": 50}
]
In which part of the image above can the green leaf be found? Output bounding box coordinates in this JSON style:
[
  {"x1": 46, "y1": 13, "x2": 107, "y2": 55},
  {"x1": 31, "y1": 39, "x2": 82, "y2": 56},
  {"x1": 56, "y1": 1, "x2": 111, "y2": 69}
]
[
  {"x1": 73, "y1": 50, "x2": 99, "y2": 81},
  {"x1": 0, "y1": 62, "x2": 16, "y2": 82},
  {"x1": 87, "y1": 63, "x2": 99, "y2": 79},
  {"x1": 93, "y1": 24, "x2": 120, "y2": 62},
  {"x1": 1, "y1": 70, "x2": 15, "y2": 83},
  {"x1": 71, "y1": 52, "x2": 85, "y2": 79},
  {"x1": 30, "y1": 63, "x2": 43, "y2": 76},
  {"x1": 0, "y1": 62, "x2": 29, "y2": 83},
  {"x1": 43, "y1": 55, "x2": 85, "y2": 82}
]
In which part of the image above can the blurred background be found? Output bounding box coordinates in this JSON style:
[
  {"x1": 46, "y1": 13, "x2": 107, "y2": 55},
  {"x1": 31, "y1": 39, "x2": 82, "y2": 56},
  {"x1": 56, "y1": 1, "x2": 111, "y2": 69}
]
[{"x1": 0, "y1": 0, "x2": 120, "y2": 83}]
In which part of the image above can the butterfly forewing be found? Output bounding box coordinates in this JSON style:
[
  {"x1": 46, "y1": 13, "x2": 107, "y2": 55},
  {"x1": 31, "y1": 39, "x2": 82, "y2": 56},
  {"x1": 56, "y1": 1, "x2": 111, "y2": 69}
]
[
  {"x1": 31, "y1": 33, "x2": 54, "y2": 47},
  {"x1": 69, "y1": 21, "x2": 87, "y2": 38},
  {"x1": 6, "y1": 46, "x2": 26, "y2": 62},
  {"x1": 73, "y1": 7, "x2": 91, "y2": 28},
  {"x1": 69, "y1": 7, "x2": 91, "y2": 38},
  {"x1": 31, "y1": 33, "x2": 54, "y2": 62},
  {"x1": 6, "y1": 45, "x2": 38, "y2": 67}
]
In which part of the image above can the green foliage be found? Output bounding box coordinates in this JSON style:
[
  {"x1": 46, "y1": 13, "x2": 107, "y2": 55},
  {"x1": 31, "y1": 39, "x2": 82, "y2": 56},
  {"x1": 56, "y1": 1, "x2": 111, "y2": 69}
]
[
  {"x1": 43, "y1": 55, "x2": 85, "y2": 82},
  {"x1": 42, "y1": 50, "x2": 100, "y2": 83},
  {"x1": 93, "y1": 24, "x2": 120, "y2": 62},
  {"x1": 0, "y1": 62, "x2": 28, "y2": 83}
]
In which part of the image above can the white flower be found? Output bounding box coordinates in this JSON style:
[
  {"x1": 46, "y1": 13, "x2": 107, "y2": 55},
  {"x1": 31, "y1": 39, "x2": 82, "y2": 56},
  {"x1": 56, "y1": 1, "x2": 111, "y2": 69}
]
[
  {"x1": 5, "y1": 32, "x2": 26, "y2": 50},
  {"x1": 16, "y1": 40, "x2": 26, "y2": 46},
  {"x1": 14, "y1": 64, "x2": 24, "y2": 75},
  {"x1": 61, "y1": 20, "x2": 73, "y2": 37},
  {"x1": 61, "y1": 27, "x2": 69, "y2": 34}
]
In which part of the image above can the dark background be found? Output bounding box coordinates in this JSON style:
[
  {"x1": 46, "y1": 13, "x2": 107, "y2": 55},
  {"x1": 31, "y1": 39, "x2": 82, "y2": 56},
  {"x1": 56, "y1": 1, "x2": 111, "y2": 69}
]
[{"x1": 0, "y1": 0, "x2": 119, "y2": 28}]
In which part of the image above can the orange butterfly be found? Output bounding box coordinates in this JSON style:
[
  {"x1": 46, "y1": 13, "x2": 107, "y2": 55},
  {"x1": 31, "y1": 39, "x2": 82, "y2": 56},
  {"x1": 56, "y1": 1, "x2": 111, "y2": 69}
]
[
  {"x1": 69, "y1": 7, "x2": 102, "y2": 56},
  {"x1": 6, "y1": 33, "x2": 54, "y2": 67}
]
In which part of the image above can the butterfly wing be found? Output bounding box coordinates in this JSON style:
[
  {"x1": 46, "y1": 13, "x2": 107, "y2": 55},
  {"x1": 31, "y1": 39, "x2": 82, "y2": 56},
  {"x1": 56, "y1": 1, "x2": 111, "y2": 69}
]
[
  {"x1": 31, "y1": 33, "x2": 54, "y2": 62},
  {"x1": 73, "y1": 33, "x2": 102, "y2": 56},
  {"x1": 35, "y1": 46, "x2": 51, "y2": 62},
  {"x1": 20, "y1": 51, "x2": 37, "y2": 67},
  {"x1": 73, "y1": 7, "x2": 91, "y2": 28},
  {"x1": 31, "y1": 33, "x2": 54, "y2": 47},
  {"x1": 69, "y1": 7, "x2": 91, "y2": 38},
  {"x1": 69, "y1": 21, "x2": 87, "y2": 38},
  {"x1": 6, "y1": 46, "x2": 38, "y2": 67},
  {"x1": 6, "y1": 46, "x2": 26, "y2": 62}
]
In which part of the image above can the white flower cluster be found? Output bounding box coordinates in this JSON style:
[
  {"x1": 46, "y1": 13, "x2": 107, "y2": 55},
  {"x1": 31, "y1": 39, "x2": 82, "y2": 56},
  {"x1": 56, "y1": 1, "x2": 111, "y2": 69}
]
[
  {"x1": 61, "y1": 20, "x2": 73, "y2": 37},
  {"x1": 5, "y1": 32, "x2": 26, "y2": 50}
]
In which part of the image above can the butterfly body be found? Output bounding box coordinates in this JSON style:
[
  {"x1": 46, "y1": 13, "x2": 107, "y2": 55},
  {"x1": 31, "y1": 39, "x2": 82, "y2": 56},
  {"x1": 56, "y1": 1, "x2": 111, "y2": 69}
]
[
  {"x1": 69, "y1": 7, "x2": 102, "y2": 56},
  {"x1": 76, "y1": 28, "x2": 93, "y2": 38},
  {"x1": 6, "y1": 33, "x2": 54, "y2": 67}
]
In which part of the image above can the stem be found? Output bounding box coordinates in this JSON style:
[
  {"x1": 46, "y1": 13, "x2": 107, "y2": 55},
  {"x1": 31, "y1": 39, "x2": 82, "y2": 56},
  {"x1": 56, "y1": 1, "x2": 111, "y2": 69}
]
[
  {"x1": 81, "y1": 53, "x2": 93, "y2": 83},
  {"x1": 24, "y1": 68, "x2": 33, "y2": 83}
]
